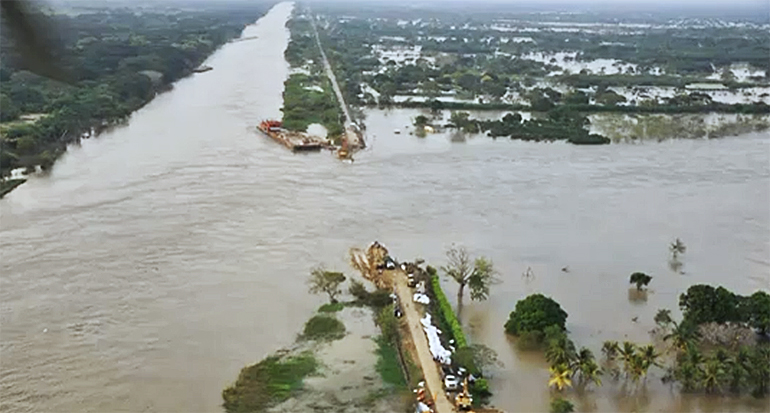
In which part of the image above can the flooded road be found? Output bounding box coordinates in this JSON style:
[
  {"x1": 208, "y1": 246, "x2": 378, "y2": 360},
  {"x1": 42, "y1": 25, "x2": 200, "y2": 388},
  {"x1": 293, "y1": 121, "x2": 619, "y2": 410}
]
[{"x1": 1, "y1": 2, "x2": 769, "y2": 413}]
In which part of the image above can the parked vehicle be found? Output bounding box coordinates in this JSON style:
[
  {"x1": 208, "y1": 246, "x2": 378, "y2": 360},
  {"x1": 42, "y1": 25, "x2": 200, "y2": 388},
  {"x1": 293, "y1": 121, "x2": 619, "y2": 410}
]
[{"x1": 444, "y1": 374, "x2": 460, "y2": 391}]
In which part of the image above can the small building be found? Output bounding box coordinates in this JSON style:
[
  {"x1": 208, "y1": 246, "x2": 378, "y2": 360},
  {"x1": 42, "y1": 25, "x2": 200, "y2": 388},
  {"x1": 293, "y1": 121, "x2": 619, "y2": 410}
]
[{"x1": 685, "y1": 83, "x2": 728, "y2": 91}]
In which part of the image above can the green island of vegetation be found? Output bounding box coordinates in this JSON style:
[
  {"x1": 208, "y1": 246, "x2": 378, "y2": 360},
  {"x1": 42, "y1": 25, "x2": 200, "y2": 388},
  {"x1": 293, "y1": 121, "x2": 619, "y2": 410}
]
[{"x1": 0, "y1": 2, "x2": 270, "y2": 195}]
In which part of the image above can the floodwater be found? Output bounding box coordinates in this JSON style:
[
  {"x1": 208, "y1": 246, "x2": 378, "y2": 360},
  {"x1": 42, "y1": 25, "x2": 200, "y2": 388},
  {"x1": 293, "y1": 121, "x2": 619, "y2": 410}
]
[{"x1": 1, "y1": 2, "x2": 769, "y2": 413}]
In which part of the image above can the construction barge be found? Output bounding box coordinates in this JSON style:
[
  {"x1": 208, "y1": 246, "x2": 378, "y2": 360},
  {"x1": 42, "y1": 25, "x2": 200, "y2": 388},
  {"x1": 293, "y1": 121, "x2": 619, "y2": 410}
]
[{"x1": 257, "y1": 120, "x2": 330, "y2": 152}]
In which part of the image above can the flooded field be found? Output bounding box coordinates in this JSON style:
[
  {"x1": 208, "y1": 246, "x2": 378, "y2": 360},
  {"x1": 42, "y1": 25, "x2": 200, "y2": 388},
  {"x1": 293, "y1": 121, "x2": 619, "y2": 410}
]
[{"x1": 1, "y1": 2, "x2": 769, "y2": 413}]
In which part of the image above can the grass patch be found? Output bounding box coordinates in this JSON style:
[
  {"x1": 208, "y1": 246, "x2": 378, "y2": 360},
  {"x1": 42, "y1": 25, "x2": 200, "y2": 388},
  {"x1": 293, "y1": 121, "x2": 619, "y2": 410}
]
[
  {"x1": 0, "y1": 179, "x2": 26, "y2": 198},
  {"x1": 374, "y1": 336, "x2": 407, "y2": 388},
  {"x1": 318, "y1": 302, "x2": 345, "y2": 313},
  {"x1": 222, "y1": 352, "x2": 318, "y2": 413},
  {"x1": 301, "y1": 315, "x2": 345, "y2": 341}
]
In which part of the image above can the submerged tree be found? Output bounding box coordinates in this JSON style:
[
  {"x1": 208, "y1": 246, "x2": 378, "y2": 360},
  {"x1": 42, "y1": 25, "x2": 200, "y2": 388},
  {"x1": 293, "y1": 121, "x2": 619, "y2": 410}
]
[
  {"x1": 442, "y1": 245, "x2": 497, "y2": 317},
  {"x1": 629, "y1": 272, "x2": 653, "y2": 291},
  {"x1": 549, "y1": 396, "x2": 575, "y2": 413},
  {"x1": 654, "y1": 309, "x2": 674, "y2": 328},
  {"x1": 548, "y1": 364, "x2": 574, "y2": 391},
  {"x1": 670, "y1": 238, "x2": 686, "y2": 259},
  {"x1": 505, "y1": 294, "x2": 568, "y2": 336},
  {"x1": 573, "y1": 347, "x2": 603, "y2": 389},
  {"x1": 307, "y1": 266, "x2": 346, "y2": 303}
]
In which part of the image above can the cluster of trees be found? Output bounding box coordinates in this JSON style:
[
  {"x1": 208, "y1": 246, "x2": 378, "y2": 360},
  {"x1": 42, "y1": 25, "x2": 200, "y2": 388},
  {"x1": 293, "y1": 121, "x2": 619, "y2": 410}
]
[
  {"x1": 505, "y1": 284, "x2": 770, "y2": 405},
  {"x1": 450, "y1": 109, "x2": 611, "y2": 145},
  {"x1": 281, "y1": 74, "x2": 344, "y2": 138},
  {"x1": 655, "y1": 288, "x2": 770, "y2": 398},
  {"x1": 679, "y1": 285, "x2": 770, "y2": 334},
  {"x1": 1, "y1": 4, "x2": 268, "y2": 177},
  {"x1": 600, "y1": 341, "x2": 662, "y2": 384},
  {"x1": 667, "y1": 340, "x2": 770, "y2": 397},
  {"x1": 307, "y1": 6, "x2": 770, "y2": 122}
]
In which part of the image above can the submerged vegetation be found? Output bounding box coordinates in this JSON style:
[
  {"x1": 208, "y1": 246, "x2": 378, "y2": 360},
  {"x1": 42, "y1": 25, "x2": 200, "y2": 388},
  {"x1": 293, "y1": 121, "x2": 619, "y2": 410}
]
[
  {"x1": 301, "y1": 315, "x2": 346, "y2": 341},
  {"x1": 222, "y1": 352, "x2": 318, "y2": 413},
  {"x1": 506, "y1": 283, "x2": 770, "y2": 401},
  {"x1": 504, "y1": 294, "x2": 568, "y2": 345},
  {"x1": 0, "y1": 178, "x2": 26, "y2": 198},
  {"x1": 592, "y1": 113, "x2": 770, "y2": 142}
]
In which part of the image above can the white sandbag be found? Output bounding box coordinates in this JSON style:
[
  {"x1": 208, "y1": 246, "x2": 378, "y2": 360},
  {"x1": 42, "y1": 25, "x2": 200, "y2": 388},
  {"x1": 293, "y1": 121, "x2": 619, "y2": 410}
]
[{"x1": 413, "y1": 293, "x2": 430, "y2": 305}]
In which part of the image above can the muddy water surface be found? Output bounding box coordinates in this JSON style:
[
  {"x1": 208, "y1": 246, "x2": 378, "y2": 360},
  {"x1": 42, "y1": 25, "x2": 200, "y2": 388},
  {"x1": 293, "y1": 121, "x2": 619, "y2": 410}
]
[{"x1": 2, "y1": 3, "x2": 769, "y2": 413}]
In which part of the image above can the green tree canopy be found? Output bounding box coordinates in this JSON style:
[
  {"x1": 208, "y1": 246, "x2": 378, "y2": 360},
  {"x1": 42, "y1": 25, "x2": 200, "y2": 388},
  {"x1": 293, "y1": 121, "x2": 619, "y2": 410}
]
[
  {"x1": 629, "y1": 272, "x2": 653, "y2": 290},
  {"x1": 505, "y1": 294, "x2": 568, "y2": 336}
]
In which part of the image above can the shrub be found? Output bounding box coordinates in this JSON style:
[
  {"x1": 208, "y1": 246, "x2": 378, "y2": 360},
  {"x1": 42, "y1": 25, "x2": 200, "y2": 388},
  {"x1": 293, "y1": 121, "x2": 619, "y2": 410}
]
[
  {"x1": 318, "y1": 302, "x2": 344, "y2": 313},
  {"x1": 222, "y1": 352, "x2": 317, "y2": 412},
  {"x1": 504, "y1": 294, "x2": 568, "y2": 336},
  {"x1": 453, "y1": 346, "x2": 480, "y2": 375},
  {"x1": 430, "y1": 275, "x2": 468, "y2": 348},
  {"x1": 366, "y1": 289, "x2": 392, "y2": 308},
  {"x1": 374, "y1": 336, "x2": 406, "y2": 387},
  {"x1": 376, "y1": 304, "x2": 399, "y2": 344},
  {"x1": 301, "y1": 315, "x2": 345, "y2": 341},
  {"x1": 550, "y1": 396, "x2": 575, "y2": 413},
  {"x1": 470, "y1": 378, "x2": 491, "y2": 405},
  {"x1": 348, "y1": 279, "x2": 369, "y2": 301}
]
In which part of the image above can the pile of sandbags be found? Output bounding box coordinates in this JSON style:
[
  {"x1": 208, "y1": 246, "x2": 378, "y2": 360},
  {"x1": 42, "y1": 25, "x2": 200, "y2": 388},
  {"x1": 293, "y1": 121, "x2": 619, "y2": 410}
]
[
  {"x1": 420, "y1": 313, "x2": 452, "y2": 365},
  {"x1": 413, "y1": 293, "x2": 430, "y2": 305}
]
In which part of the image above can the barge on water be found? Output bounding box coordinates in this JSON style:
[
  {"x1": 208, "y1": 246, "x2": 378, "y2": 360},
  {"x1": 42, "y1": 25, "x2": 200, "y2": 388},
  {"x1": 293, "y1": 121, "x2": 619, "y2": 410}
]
[{"x1": 257, "y1": 120, "x2": 328, "y2": 152}]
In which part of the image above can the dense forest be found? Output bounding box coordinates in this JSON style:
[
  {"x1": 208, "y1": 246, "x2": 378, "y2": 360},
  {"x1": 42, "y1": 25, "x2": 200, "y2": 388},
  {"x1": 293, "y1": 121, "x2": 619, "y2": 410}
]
[{"x1": 0, "y1": 2, "x2": 272, "y2": 178}]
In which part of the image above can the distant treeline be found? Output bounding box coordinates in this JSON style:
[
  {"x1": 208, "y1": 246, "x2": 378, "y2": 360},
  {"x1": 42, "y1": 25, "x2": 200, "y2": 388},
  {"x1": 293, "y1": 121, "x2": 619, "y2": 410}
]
[
  {"x1": 1, "y1": 4, "x2": 270, "y2": 177},
  {"x1": 390, "y1": 100, "x2": 770, "y2": 115}
]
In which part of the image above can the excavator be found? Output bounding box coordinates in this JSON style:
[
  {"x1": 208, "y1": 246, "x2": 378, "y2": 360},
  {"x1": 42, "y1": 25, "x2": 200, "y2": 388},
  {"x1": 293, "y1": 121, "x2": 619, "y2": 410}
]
[
  {"x1": 336, "y1": 135, "x2": 351, "y2": 160},
  {"x1": 454, "y1": 377, "x2": 474, "y2": 412}
]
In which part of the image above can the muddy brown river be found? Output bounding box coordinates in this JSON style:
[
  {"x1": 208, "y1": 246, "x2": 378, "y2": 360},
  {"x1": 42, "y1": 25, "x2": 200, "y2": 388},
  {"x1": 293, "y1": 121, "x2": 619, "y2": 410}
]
[{"x1": 1, "y1": 2, "x2": 769, "y2": 412}]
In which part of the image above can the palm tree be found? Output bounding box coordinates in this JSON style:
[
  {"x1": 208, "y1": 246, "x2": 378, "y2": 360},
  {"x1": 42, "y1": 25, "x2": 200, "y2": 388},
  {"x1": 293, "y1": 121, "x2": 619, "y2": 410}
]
[
  {"x1": 654, "y1": 309, "x2": 673, "y2": 328},
  {"x1": 617, "y1": 342, "x2": 639, "y2": 382},
  {"x1": 573, "y1": 347, "x2": 603, "y2": 388},
  {"x1": 639, "y1": 344, "x2": 663, "y2": 369},
  {"x1": 701, "y1": 357, "x2": 726, "y2": 394},
  {"x1": 727, "y1": 347, "x2": 750, "y2": 393},
  {"x1": 601, "y1": 341, "x2": 619, "y2": 362},
  {"x1": 747, "y1": 345, "x2": 770, "y2": 398},
  {"x1": 664, "y1": 321, "x2": 700, "y2": 352},
  {"x1": 676, "y1": 359, "x2": 701, "y2": 392},
  {"x1": 549, "y1": 364, "x2": 574, "y2": 391},
  {"x1": 579, "y1": 359, "x2": 603, "y2": 389},
  {"x1": 546, "y1": 336, "x2": 576, "y2": 368},
  {"x1": 623, "y1": 353, "x2": 653, "y2": 385},
  {"x1": 670, "y1": 238, "x2": 686, "y2": 259}
]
